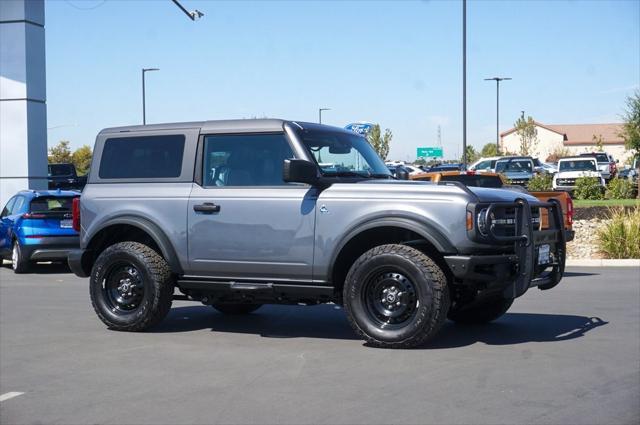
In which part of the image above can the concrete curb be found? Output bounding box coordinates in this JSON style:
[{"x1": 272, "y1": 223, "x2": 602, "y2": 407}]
[{"x1": 566, "y1": 259, "x2": 640, "y2": 267}]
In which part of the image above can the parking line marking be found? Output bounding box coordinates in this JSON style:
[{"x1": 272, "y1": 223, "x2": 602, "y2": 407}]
[{"x1": 0, "y1": 392, "x2": 24, "y2": 402}]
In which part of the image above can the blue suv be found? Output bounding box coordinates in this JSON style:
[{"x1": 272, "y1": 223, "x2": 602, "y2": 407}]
[{"x1": 1, "y1": 190, "x2": 80, "y2": 273}]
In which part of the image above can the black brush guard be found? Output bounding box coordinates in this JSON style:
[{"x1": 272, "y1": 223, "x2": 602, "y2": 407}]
[
  {"x1": 445, "y1": 197, "x2": 566, "y2": 298},
  {"x1": 484, "y1": 198, "x2": 566, "y2": 297}
]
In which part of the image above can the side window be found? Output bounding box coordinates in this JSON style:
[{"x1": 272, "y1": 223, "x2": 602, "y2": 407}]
[
  {"x1": 11, "y1": 196, "x2": 26, "y2": 215},
  {"x1": 202, "y1": 133, "x2": 294, "y2": 187},
  {"x1": 1, "y1": 197, "x2": 16, "y2": 217},
  {"x1": 476, "y1": 160, "x2": 490, "y2": 170},
  {"x1": 99, "y1": 135, "x2": 185, "y2": 179}
]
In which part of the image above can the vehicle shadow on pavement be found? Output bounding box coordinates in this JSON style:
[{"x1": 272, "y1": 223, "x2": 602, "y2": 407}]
[
  {"x1": 152, "y1": 304, "x2": 361, "y2": 340},
  {"x1": 0, "y1": 261, "x2": 71, "y2": 274},
  {"x1": 563, "y1": 271, "x2": 600, "y2": 277},
  {"x1": 154, "y1": 305, "x2": 607, "y2": 347},
  {"x1": 429, "y1": 313, "x2": 608, "y2": 349}
]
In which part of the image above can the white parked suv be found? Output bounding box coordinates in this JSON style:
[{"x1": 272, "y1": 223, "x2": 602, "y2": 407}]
[{"x1": 553, "y1": 157, "x2": 605, "y2": 193}]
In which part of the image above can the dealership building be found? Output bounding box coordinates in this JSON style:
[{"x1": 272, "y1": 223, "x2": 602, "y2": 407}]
[{"x1": 500, "y1": 122, "x2": 631, "y2": 163}]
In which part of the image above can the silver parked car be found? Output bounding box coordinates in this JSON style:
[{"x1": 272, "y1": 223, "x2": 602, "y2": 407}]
[{"x1": 68, "y1": 119, "x2": 566, "y2": 348}]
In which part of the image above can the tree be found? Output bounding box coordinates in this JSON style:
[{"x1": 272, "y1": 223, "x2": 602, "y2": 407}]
[
  {"x1": 460, "y1": 145, "x2": 479, "y2": 164},
  {"x1": 366, "y1": 124, "x2": 392, "y2": 160},
  {"x1": 514, "y1": 115, "x2": 538, "y2": 156},
  {"x1": 480, "y1": 142, "x2": 499, "y2": 157},
  {"x1": 592, "y1": 134, "x2": 604, "y2": 152},
  {"x1": 72, "y1": 145, "x2": 93, "y2": 175},
  {"x1": 48, "y1": 140, "x2": 72, "y2": 163},
  {"x1": 620, "y1": 90, "x2": 640, "y2": 156}
]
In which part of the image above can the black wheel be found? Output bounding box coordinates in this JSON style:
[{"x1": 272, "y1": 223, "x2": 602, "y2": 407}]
[
  {"x1": 11, "y1": 240, "x2": 30, "y2": 274},
  {"x1": 448, "y1": 295, "x2": 514, "y2": 324},
  {"x1": 212, "y1": 303, "x2": 262, "y2": 315},
  {"x1": 90, "y1": 242, "x2": 174, "y2": 331},
  {"x1": 343, "y1": 244, "x2": 450, "y2": 349}
]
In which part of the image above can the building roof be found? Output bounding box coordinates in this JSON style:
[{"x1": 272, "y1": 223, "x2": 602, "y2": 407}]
[{"x1": 501, "y1": 122, "x2": 624, "y2": 145}]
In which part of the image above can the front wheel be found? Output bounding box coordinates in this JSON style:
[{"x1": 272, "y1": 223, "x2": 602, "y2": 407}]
[
  {"x1": 343, "y1": 244, "x2": 450, "y2": 349},
  {"x1": 90, "y1": 242, "x2": 174, "y2": 331},
  {"x1": 448, "y1": 296, "x2": 514, "y2": 324}
]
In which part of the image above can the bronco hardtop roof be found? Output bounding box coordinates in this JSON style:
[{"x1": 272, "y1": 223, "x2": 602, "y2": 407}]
[{"x1": 99, "y1": 119, "x2": 353, "y2": 135}]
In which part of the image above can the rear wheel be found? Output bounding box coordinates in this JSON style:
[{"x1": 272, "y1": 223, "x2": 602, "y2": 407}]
[
  {"x1": 212, "y1": 304, "x2": 262, "y2": 315},
  {"x1": 90, "y1": 242, "x2": 174, "y2": 331},
  {"x1": 12, "y1": 241, "x2": 30, "y2": 274},
  {"x1": 448, "y1": 296, "x2": 514, "y2": 324},
  {"x1": 343, "y1": 244, "x2": 450, "y2": 349}
]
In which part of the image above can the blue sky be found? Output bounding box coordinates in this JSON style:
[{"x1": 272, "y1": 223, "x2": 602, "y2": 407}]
[{"x1": 45, "y1": 0, "x2": 639, "y2": 160}]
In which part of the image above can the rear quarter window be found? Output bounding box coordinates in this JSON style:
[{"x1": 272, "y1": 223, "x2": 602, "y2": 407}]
[{"x1": 99, "y1": 135, "x2": 185, "y2": 179}]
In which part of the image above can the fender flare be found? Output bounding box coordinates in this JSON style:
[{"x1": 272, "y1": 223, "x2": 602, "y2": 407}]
[
  {"x1": 327, "y1": 214, "x2": 457, "y2": 280},
  {"x1": 86, "y1": 215, "x2": 183, "y2": 274}
]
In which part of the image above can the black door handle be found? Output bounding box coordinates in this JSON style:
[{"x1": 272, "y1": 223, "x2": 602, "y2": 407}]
[{"x1": 193, "y1": 202, "x2": 221, "y2": 213}]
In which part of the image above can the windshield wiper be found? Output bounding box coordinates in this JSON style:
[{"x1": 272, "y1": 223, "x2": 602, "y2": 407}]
[{"x1": 369, "y1": 173, "x2": 392, "y2": 179}]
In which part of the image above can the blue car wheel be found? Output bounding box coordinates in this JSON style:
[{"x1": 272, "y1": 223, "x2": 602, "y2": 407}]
[{"x1": 12, "y1": 240, "x2": 30, "y2": 274}]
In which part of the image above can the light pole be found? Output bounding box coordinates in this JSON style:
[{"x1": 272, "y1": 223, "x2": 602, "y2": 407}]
[
  {"x1": 142, "y1": 68, "x2": 159, "y2": 125},
  {"x1": 319, "y1": 108, "x2": 331, "y2": 124},
  {"x1": 484, "y1": 76, "x2": 512, "y2": 154},
  {"x1": 462, "y1": 0, "x2": 467, "y2": 169}
]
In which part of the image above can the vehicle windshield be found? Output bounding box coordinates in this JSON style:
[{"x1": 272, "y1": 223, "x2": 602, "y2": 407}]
[
  {"x1": 29, "y1": 196, "x2": 76, "y2": 213},
  {"x1": 440, "y1": 174, "x2": 503, "y2": 188},
  {"x1": 298, "y1": 129, "x2": 391, "y2": 178},
  {"x1": 559, "y1": 159, "x2": 597, "y2": 172},
  {"x1": 48, "y1": 164, "x2": 74, "y2": 176},
  {"x1": 495, "y1": 159, "x2": 533, "y2": 173},
  {"x1": 581, "y1": 153, "x2": 608, "y2": 163}
]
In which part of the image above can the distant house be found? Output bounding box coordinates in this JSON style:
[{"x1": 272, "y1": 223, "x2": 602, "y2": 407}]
[{"x1": 500, "y1": 122, "x2": 630, "y2": 162}]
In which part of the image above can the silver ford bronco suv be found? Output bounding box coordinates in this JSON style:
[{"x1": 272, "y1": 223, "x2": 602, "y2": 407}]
[{"x1": 68, "y1": 119, "x2": 566, "y2": 348}]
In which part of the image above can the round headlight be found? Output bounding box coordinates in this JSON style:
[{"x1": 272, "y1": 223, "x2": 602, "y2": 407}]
[{"x1": 477, "y1": 208, "x2": 489, "y2": 235}]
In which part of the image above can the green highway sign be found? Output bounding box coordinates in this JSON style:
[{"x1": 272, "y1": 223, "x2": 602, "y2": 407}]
[{"x1": 417, "y1": 147, "x2": 443, "y2": 158}]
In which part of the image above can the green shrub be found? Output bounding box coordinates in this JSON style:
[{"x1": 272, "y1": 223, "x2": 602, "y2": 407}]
[
  {"x1": 605, "y1": 178, "x2": 634, "y2": 199},
  {"x1": 598, "y1": 207, "x2": 640, "y2": 258},
  {"x1": 574, "y1": 177, "x2": 604, "y2": 200},
  {"x1": 527, "y1": 173, "x2": 553, "y2": 191}
]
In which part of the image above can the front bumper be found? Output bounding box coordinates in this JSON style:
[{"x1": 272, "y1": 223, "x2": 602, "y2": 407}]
[{"x1": 446, "y1": 198, "x2": 566, "y2": 298}]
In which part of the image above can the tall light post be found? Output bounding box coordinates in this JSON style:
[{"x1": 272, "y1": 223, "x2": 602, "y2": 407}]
[
  {"x1": 462, "y1": 0, "x2": 467, "y2": 169},
  {"x1": 319, "y1": 108, "x2": 331, "y2": 124},
  {"x1": 484, "y1": 76, "x2": 512, "y2": 154},
  {"x1": 142, "y1": 68, "x2": 159, "y2": 125}
]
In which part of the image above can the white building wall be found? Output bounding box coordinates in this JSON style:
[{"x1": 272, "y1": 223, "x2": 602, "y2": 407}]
[
  {"x1": 0, "y1": 0, "x2": 47, "y2": 207},
  {"x1": 501, "y1": 126, "x2": 565, "y2": 160}
]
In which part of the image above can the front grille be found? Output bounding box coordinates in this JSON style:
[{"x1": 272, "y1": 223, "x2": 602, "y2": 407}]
[{"x1": 488, "y1": 206, "x2": 541, "y2": 237}]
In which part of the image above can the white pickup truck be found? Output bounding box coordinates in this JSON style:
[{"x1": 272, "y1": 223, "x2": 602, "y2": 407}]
[{"x1": 553, "y1": 157, "x2": 605, "y2": 193}]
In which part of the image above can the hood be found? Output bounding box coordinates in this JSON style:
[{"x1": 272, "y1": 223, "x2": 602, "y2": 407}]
[
  {"x1": 501, "y1": 170, "x2": 533, "y2": 178},
  {"x1": 330, "y1": 179, "x2": 539, "y2": 204},
  {"x1": 467, "y1": 186, "x2": 539, "y2": 204},
  {"x1": 555, "y1": 170, "x2": 601, "y2": 179}
]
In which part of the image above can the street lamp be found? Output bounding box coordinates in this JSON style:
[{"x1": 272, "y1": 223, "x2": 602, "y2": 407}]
[
  {"x1": 142, "y1": 68, "x2": 159, "y2": 125},
  {"x1": 462, "y1": 0, "x2": 467, "y2": 169},
  {"x1": 484, "y1": 76, "x2": 512, "y2": 153},
  {"x1": 319, "y1": 108, "x2": 331, "y2": 124}
]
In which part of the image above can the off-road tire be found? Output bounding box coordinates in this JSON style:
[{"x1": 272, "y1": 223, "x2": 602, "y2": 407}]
[
  {"x1": 448, "y1": 296, "x2": 514, "y2": 324},
  {"x1": 12, "y1": 240, "x2": 30, "y2": 274},
  {"x1": 212, "y1": 304, "x2": 263, "y2": 315},
  {"x1": 90, "y1": 242, "x2": 174, "y2": 331},
  {"x1": 343, "y1": 244, "x2": 450, "y2": 349}
]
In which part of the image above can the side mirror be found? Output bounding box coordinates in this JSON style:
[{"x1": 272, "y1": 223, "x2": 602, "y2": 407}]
[
  {"x1": 283, "y1": 159, "x2": 319, "y2": 185},
  {"x1": 395, "y1": 166, "x2": 409, "y2": 180}
]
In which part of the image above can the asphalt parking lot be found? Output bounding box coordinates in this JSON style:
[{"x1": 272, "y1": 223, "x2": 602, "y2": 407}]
[{"x1": 0, "y1": 264, "x2": 638, "y2": 425}]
